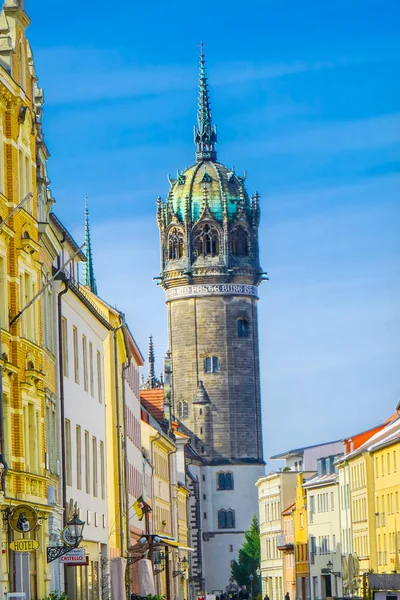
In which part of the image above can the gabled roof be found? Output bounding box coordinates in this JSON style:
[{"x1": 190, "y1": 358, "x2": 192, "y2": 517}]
[
  {"x1": 303, "y1": 471, "x2": 338, "y2": 489},
  {"x1": 49, "y1": 212, "x2": 86, "y2": 260},
  {"x1": 140, "y1": 388, "x2": 164, "y2": 422},
  {"x1": 338, "y1": 416, "x2": 400, "y2": 462},
  {"x1": 342, "y1": 414, "x2": 397, "y2": 454},
  {"x1": 282, "y1": 502, "x2": 296, "y2": 516}
]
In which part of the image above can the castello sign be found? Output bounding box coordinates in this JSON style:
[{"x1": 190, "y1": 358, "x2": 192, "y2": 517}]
[{"x1": 166, "y1": 284, "x2": 258, "y2": 301}]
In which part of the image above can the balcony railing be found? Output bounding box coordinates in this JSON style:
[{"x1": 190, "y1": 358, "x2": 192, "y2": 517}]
[{"x1": 276, "y1": 534, "x2": 294, "y2": 551}]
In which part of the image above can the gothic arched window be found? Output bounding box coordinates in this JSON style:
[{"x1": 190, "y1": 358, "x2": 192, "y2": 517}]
[
  {"x1": 194, "y1": 223, "x2": 220, "y2": 258},
  {"x1": 217, "y1": 471, "x2": 234, "y2": 491},
  {"x1": 204, "y1": 356, "x2": 219, "y2": 373},
  {"x1": 231, "y1": 226, "x2": 249, "y2": 257},
  {"x1": 167, "y1": 227, "x2": 184, "y2": 260},
  {"x1": 218, "y1": 509, "x2": 235, "y2": 529},
  {"x1": 178, "y1": 401, "x2": 189, "y2": 419}
]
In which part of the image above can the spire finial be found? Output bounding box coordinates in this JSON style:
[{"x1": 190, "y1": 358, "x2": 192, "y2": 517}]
[
  {"x1": 148, "y1": 334, "x2": 155, "y2": 388},
  {"x1": 194, "y1": 42, "x2": 217, "y2": 162},
  {"x1": 83, "y1": 197, "x2": 98, "y2": 295}
]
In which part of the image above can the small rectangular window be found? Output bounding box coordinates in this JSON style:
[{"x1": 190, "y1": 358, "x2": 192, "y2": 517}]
[
  {"x1": 0, "y1": 255, "x2": 8, "y2": 331},
  {"x1": 97, "y1": 351, "x2": 102, "y2": 403},
  {"x1": 204, "y1": 357, "x2": 212, "y2": 372},
  {"x1": 62, "y1": 317, "x2": 69, "y2": 377},
  {"x1": 89, "y1": 342, "x2": 94, "y2": 397},
  {"x1": 76, "y1": 425, "x2": 82, "y2": 490},
  {"x1": 92, "y1": 436, "x2": 98, "y2": 497},
  {"x1": 73, "y1": 326, "x2": 79, "y2": 384},
  {"x1": 82, "y1": 335, "x2": 88, "y2": 392},
  {"x1": 65, "y1": 419, "x2": 72, "y2": 486},
  {"x1": 212, "y1": 356, "x2": 219, "y2": 372},
  {"x1": 85, "y1": 430, "x2": 90, "y2": 493},
  {"x1": 237, "y1": 318, "x2": 249, "y2": 337},
  {"x1": 100, "y1": 441, "x2": 105, "y2": 499}
]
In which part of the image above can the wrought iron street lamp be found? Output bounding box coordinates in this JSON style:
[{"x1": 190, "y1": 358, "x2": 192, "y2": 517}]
[
  {"x1": 249, "y1": 573, "x2": 254, "y2": 598},
  {"x1": 173, "y1": 556, "x2": 189, "y2": 577},
  {"x1": 47, "y1": 512, "x2": 85, "y2": 563}
]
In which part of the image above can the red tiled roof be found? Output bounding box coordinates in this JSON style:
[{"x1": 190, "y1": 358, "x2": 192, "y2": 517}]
[
  {"x1": 282, "y1": 502, "x2": 296, "y2": 516},
  {"x1": 343, "y1": 414, "x2": 398, "y2": 453},
  {"x1": 140, "y1": 389, "x2": 164, "y2": 422}
]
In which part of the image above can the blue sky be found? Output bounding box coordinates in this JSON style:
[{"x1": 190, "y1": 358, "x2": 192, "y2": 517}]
[{"x1": 26, "y1": 0, "x2": 400, "y2": 464}]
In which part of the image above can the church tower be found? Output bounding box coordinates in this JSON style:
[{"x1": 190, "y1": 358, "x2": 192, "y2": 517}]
[{"x1": 157, "y1": 47, "x2": 265, "y2": 591}]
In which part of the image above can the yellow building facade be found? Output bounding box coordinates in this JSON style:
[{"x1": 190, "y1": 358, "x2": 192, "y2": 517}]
[
  {"x1": 0, "y1": 1, "x2": 59, "y2": 596},
  {"x1": 371, "y1": 420, "x2": 400, "y2": 574},
  {"x1": 83, "y1": 292, "x2": 131, "y2": 559},
  {"x1": 293, "y1": 474, "x2": 309, "y2": 600}
]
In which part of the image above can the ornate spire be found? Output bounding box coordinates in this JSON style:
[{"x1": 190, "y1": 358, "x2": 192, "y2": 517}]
[
  {"x1": 148, "y1": 334, "x2": 155, "y2": 385},
  {"x1": 194, "y1": 42, "x2": 217, "y2": 163},
  {"x1": 83, "y1": 198, "x2": 98, "y2": 295},
  {"x1": 141, "y1": 335, "x2": 163, "y2": 390}
]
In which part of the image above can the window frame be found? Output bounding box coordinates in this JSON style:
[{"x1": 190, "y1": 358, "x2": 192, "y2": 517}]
[
  {"x1": 217, "y1": 471, "x2": 234, "y2": 491},
  {"x1": 218, "y1": 508, "x2": 235, "y2": 529},
  {"x1": 194, "y1": 223, "x2": 221, "y2": 258},
  {"x1": 204, "y1": 355, "x2": 219, "y2": 373},
  {"x1": 237, "y1": 318, "x2": 249, "y2": 338}
]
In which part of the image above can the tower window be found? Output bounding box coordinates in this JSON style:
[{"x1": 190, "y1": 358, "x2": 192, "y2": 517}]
[
  {"x1": 231, "y1": 226, "x2": 249, "y2": 256},
  {"x1": 237, "y1": 318, "x2": 249, "y2": 337},
  {"x1": 194, "y1": 223, "x2": 220, "y2": 257},
  {"x1": 204, "y1": 356, "x2": 219, "y2": 373},
  {"x1": 218, "y1": 509, "x2": 235, "y2": 529},
  {"x1": 217, "y1": 471, "x2": 234, "y2": 491},
  {"x1": 167, "y1": 227, "x2": 184, "y2": 260},
  {"x1": 178, "y1": 401, "x2": 189, "y2": 418}
]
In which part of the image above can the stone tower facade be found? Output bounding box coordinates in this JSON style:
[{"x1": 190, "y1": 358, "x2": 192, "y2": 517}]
[{"x1": 157, "y1": 47, "x2": 265, "y2": 591}]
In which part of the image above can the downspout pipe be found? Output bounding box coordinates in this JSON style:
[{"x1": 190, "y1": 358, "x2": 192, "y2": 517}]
[
  {"x1": 122, "y1": 360, "x2": 132, "y2": 592},
  {"x1": 114, "y1": 321, "x2": 125, "y2": 556},
  {"x1": 57, "y1": 280, "x2": 69, "y2": 526},
  {"x1": 57, "y1": 280, "x2": 69, "y2": 594}
]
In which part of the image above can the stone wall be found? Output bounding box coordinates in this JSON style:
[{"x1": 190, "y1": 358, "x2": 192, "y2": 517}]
[{"x1": 169, "y1": 293, "x2": 263, "y2": 463}]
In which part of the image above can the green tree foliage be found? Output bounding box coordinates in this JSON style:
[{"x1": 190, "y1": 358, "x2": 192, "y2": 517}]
[{"x1": 231, "y1": 515, "x2": 261, "y2": 595}]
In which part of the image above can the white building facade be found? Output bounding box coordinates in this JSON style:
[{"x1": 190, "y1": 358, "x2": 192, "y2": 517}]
[
  {"x1": 303, "y1": 457, "x2": 343, "y2": 600},
  {"x1": 53, "y1": 221, "x2": 111, "y2": 598},
  {"x1": 202, "y1": 463, "x2": 265, "y2": 594}
]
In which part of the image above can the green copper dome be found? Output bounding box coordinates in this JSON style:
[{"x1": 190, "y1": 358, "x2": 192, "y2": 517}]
[{"x1": 168, "y1": 161, "x2": 249, "y2": 223}]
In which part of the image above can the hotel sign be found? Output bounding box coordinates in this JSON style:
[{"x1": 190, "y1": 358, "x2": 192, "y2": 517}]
[
  {"x1": 9, "y1": 539, "x2": 39, "y2": 552},
  {"x1": 166, "y1": 284, "x2": 258, "y2": 301}
]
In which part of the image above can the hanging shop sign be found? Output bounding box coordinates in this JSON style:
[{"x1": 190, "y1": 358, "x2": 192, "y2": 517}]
[
  {"x1": 60, "y1": 548, "x2": 87, "y2": 565},
  {"x1": 61, "y1": 525, "x2": 79, "y2": 547},
  {"x1": 9, "y1": 505, "x2": 38, "y2": 533},
  {"x1": 9, "y1": 539, "x2": 39, "y2": 552}
]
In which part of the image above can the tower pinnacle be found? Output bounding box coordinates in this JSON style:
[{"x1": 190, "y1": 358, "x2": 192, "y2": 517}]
[
  {"x1": 83, "y1": 198, "x2": 98, "y2": 295},
  {"x1": 194, "y1": 42, "x2": 217, "y2": 162},
  {"x1": 148, "y1": 334, "x2": 155, "y2": 387}
]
